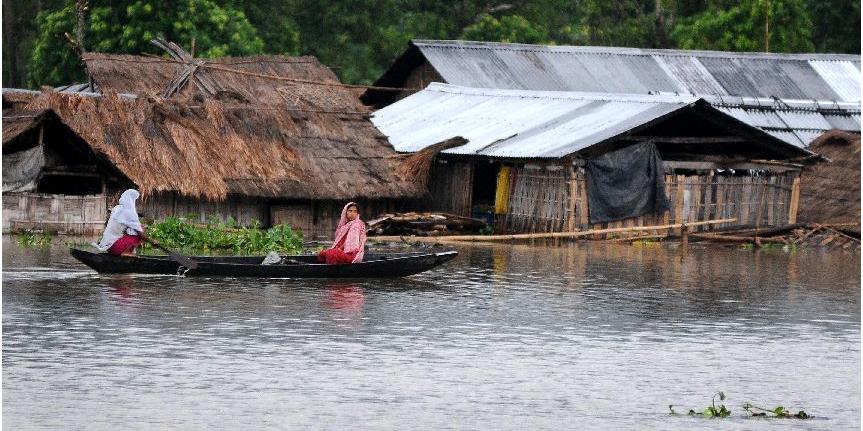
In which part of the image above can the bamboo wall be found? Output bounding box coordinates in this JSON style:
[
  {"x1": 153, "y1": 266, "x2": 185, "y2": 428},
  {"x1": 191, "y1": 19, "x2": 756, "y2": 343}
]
[
  {"x1": 271, "y1": 199, "x2": 409, "y2": 239},
  {"x1": 2, "y1": 192, "x2": 106, "y2": 234},
  {"x1": 428, "y1": 161, "x2": 473, "y2": 216},
  {"x1": 501, "y1": 166, "x2": 570, "y2": 232},
  {"x1": 140, "y1": 192, "x2": 269, "y2": 228},
  {"x1": 495, "y1": 165, "x2": 801, "y2": 236}
]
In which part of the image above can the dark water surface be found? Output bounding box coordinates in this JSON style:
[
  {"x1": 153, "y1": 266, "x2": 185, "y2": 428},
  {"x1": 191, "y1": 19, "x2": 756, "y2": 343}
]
[{"x1": 2, "y1": 238, "x2": 860, "y2": 430}]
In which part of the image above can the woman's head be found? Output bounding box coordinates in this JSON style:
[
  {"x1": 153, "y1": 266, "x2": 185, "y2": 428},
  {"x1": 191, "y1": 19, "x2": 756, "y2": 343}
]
[
  {"x1": 345, "y1": 203, "x2": 359, "y2": 221},
  {"x1": 119, "y1": 189, "x2": 140, "y2": 207}
]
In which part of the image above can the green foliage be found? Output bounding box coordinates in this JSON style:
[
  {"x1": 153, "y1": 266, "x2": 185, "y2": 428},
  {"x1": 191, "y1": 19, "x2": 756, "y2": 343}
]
[
  {"x1": 27, "y1": 4, "x2": 86, "y2": 86},
  {"x1": 743, "y1": 402, "x2": 811, "y2": 419},
  {"x1": 28, "y1": 0, "x2": 268, "y2": 86},
  {"x1": 671, "y1": 391, "x2": 732, "y2": 418},
  {"x1": 671, "y1": 0, "x2": 815, "y2": 52},
  {"x1": 580, "y1": 0, "x2": 662, "y2": 47},
  {"x1": 673, "y1": 393, "x2": 812, "y2": 420},
  {"x1": 16, "y1": 232, "x2": 54, "y2": 247},
  {"x1": 9, "y1": 0, "x2": 861, "y2": 88},
  {"x1": 807, "y1": 0, "x2": 861, "y2": 53},
  {"x1": 143, "y1": 216, "x2": 303, "y2": 255},
  {"x1": 461, "y1": 14, "x2": 549, "y2": 44}
]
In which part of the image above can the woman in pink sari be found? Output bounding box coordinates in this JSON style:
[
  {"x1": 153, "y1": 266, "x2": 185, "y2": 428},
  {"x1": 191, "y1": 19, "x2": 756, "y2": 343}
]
[{"x1": 317, "y1": 202, "x2": 367, "y2": 265}]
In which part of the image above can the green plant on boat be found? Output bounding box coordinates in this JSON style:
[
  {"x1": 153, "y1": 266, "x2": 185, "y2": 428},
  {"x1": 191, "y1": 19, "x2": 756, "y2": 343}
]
[
  {"x1": 479, "y1": 225, "x2": 494, "y2": 235},
  {"x1": 142, "y1": 216, "x2": 303, "y2": 255},
  {"x1": 16, "y1": 232, "x2": 54, "y2": 247},
  {"x1": 669, "y1": 391, "x2": 731, "y2": 418},
  {"x1": 743, "y1": 403, "x2": 810, "y2": 419}
]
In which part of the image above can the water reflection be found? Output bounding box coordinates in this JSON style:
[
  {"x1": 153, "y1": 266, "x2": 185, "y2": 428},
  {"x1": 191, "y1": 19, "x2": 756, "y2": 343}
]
[{"x1": 323, "y1": 283, "x2": 365, "y2": 314}]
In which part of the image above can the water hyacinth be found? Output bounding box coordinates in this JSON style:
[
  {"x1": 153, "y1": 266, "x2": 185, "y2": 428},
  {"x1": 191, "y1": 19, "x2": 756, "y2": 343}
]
[{"x1": 142, "y1": 216, "x2": 303, "y2": 255}]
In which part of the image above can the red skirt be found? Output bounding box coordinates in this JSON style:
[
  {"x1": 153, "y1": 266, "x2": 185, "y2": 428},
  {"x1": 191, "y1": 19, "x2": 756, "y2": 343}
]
[
  {"x1": 317, "y1": 248, "x2": 357, "y2": 265},
  {"x1": 107, "y1": 234, "x2": 143, "y2": 256}
]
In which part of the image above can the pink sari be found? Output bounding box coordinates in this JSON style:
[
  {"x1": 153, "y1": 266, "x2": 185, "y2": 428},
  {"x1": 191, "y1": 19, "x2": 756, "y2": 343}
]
[{"x1": 325, "y1": 202, "x2": 367, "y2": 264}]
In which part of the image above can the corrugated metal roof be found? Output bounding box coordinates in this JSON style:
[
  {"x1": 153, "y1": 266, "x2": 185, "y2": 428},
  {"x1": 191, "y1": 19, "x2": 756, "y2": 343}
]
[
  {"x1": 411, "y1": 40, "x2": 861, "y2": 102},
  {"x1": 372, "y1": 83, "x2": 808, "y2": 158},
  {"x1": 705, "y1": 95, "x2": 860, "y2": 147}
]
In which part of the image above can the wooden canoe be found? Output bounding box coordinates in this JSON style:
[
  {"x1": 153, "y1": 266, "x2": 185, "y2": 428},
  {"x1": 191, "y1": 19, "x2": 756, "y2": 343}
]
[{"x1": 70, "y1": 248, "x2": 458, "y2": 278}]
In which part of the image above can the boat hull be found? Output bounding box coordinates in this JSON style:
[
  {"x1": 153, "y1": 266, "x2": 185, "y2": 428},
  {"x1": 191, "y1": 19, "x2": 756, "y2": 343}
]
[{"x1": 69, "y1": 248, "x2": 458, "y2": 278}]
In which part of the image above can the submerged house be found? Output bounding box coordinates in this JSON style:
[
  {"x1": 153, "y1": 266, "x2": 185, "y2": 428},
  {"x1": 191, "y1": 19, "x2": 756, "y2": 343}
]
[
  {"x1": 372, "y1": 84, "x2": 813, "y2": 234},
  {"x1": 3, "y1": 47, "x2": 424, "y2": 236},
  {"x1": 364, "y1": 40, "x2": 860, "y2": 233}
]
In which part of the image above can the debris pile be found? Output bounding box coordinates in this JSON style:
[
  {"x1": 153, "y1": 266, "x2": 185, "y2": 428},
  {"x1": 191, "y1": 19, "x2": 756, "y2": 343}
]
[
  {"x1": 691, "y1": 223, "x2": 860, "y2": 250},
  {"x1": 367, "y1": 212, "x2": 488, "y2": 236}
]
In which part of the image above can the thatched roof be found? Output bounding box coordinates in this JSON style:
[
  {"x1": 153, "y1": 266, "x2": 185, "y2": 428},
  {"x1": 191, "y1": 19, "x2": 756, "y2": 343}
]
[
  {"x1": 82, "y1": 53, "x2": 361, "y2": 109},
  {"x1": 797, "y1": 130, "x2": 861, "y2": 224},
  {"x1": 2, "y1": 52, "x2": 425, "y2": 200}
]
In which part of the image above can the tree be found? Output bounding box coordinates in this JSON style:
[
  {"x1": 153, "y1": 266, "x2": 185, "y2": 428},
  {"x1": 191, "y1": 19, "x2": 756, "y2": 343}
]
[
  {"x1": 27, "y1": 4, "x2": 87, "y2": 86},
  {"x1": 580, "y1": 0, "x2": 660, "y2": 47},
  {"x1": 27, "y1": 0, "x2": 269, "y2": 87},
  {"x1": 807, "y1": 0, "x2": 860, "y2": 53},
  {"x1": 670, "y1": 0, "x2": 815, "y2": 52},
  {"x1": 460, "y1": 14, "x2": 550, "y2": 44}
]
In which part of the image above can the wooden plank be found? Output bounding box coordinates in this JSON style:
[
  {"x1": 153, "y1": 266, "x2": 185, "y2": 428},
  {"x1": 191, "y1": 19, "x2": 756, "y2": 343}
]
[
  {"x1": 373, "y1": 217, "x2": 738, "y2": 242},
  {"x1": 675, "y1": 175, "x2": 685, "y2": 232},
  {"x1": 692, "y1": 175, "x2": 702, "y2": 229},
  {"x1": 663, "y1": 174, "x2": 672, "y2": 236},
  {"x1": 766, "y1": 176, "x2": 776, "y2": 226},
  {"x1": 715, "y1": 176, "x2": 726, "y2": 230},
  {"x1": 703, "y1": 171, "x2": 714, "y2": 231},
  {"x1": 578, "y1": 173, "x2": 589, "y2": 229},
  {"x1": 788, "y1": 176, "x2": 801, "y2": 224}
]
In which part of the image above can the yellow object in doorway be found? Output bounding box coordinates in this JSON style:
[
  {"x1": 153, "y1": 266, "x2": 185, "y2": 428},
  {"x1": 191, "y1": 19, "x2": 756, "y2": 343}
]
[{"x1": 495, "y1": 166, "x2": 511, "y2": 215}]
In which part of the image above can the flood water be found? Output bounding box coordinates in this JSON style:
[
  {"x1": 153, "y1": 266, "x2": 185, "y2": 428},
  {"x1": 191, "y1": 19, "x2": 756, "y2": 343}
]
[{"x1": 2, "y1": 237, "x2": 860, "y2": 430}]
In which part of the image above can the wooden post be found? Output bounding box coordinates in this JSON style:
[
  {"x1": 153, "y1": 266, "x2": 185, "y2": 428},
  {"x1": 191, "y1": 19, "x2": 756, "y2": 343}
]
[
  {"x1": 788, "y1": 176, "x2": 801, "y2": 224},
  {"x1": 681, "y1": 223, "x2": 689, "y2": 248},
  {"x1": 567, "y1": 171, "x2": 577, "y2": 232},
  {"x1": 675, "y1": 175, "x2": 686, "y2": 234},
  {"x1": 578, "y1": 171, "x2": 589, "y2": 229}
]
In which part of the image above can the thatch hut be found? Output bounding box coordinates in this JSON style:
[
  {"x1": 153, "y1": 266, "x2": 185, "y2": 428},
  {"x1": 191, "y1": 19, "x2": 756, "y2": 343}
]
[
  {"x1": 2, "y1": 49, "x2": 424, "y2": 237},
  {"x1": 797, "y1": 130, "x2": 861, "y2": 224}
]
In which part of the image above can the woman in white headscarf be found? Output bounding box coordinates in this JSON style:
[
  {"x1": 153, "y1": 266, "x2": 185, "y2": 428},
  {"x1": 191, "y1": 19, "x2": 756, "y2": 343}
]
[
  {"x1": 95, "y1": 189, "x2": 148, "y2": 256},
  {"x1": 316, "y1": 202, "x2": 366, "y2": 264}
]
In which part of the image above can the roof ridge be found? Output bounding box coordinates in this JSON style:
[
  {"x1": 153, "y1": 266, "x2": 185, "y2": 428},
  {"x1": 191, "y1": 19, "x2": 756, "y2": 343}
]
[{"x1": 410, "y1": 39, "x2": 861, "y2": 61}]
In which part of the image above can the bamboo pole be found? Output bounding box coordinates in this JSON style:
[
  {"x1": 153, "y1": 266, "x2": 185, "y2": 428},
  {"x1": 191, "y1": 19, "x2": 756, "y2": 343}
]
[
  {"x1": 788, "y1": 176, "x2": 801, "y2": 224},
  {"x1": 371, "y1": 218, "x2": 737, "y2": 243}
]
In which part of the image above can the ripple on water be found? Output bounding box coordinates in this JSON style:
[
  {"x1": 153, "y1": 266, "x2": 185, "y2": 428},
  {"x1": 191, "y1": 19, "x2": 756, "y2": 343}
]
[{"x1": 1, "y1": 240, "x2": 859, "y2": 430}]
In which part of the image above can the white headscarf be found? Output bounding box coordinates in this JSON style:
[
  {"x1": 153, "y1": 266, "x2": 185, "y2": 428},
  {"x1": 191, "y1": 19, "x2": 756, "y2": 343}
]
[{"x1": 95, "y1": 189, "x2": 143, "y2": 251}]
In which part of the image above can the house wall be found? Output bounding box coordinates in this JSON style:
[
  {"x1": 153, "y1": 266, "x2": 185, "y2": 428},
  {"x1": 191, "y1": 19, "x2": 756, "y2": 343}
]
[
  {"x1": 271, "y1": 199, "x2": 412, "y2": 240},
  {"x1": 138, "y1": 192, "x2": 270, "y2": 228},
  {"x1": 491, "y1": 163, "x2": 801, "y2": 235},
  {"x1": 397, "y1": 61, "x2": 443, "y2": 102},
  {"x1": 427, "y1": 160, "x2": 473, "y2": 216},
  {"x1": 2, "y1": 192, "x2": 107, "y2": 235}
]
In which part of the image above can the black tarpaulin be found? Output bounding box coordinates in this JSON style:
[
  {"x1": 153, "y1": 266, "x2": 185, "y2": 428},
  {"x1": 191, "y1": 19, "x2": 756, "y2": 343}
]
[{"x1": 585, "y1": 142, "x2": 669, "y2": 224}]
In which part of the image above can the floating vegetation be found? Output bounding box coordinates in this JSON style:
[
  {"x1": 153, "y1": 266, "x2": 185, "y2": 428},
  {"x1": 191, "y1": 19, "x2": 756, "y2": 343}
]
[
  {"x1": 743, "y1": 403, "x2": 810, "y2": 419},
  {"x1": 670, "y1": 392, "x2": 731, "y2": 418},
  {"x1": 670, "y1": 392, "x2": 811, "y2": 420},
  {"x1": 143, "y1": 216, "x2": 303, "y2": 255},
  {"x1": 16, "y1": 232, "x2": 54, "y2": 248}
]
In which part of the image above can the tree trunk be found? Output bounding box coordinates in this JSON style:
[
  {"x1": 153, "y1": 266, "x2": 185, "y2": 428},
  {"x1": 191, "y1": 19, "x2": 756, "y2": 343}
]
[
  {"x1": 75, "y1": 0, "x2": 87, "y2": 52},
  {"x1": 654, "y1": 0, "x2": 667, "y2": 48}
]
